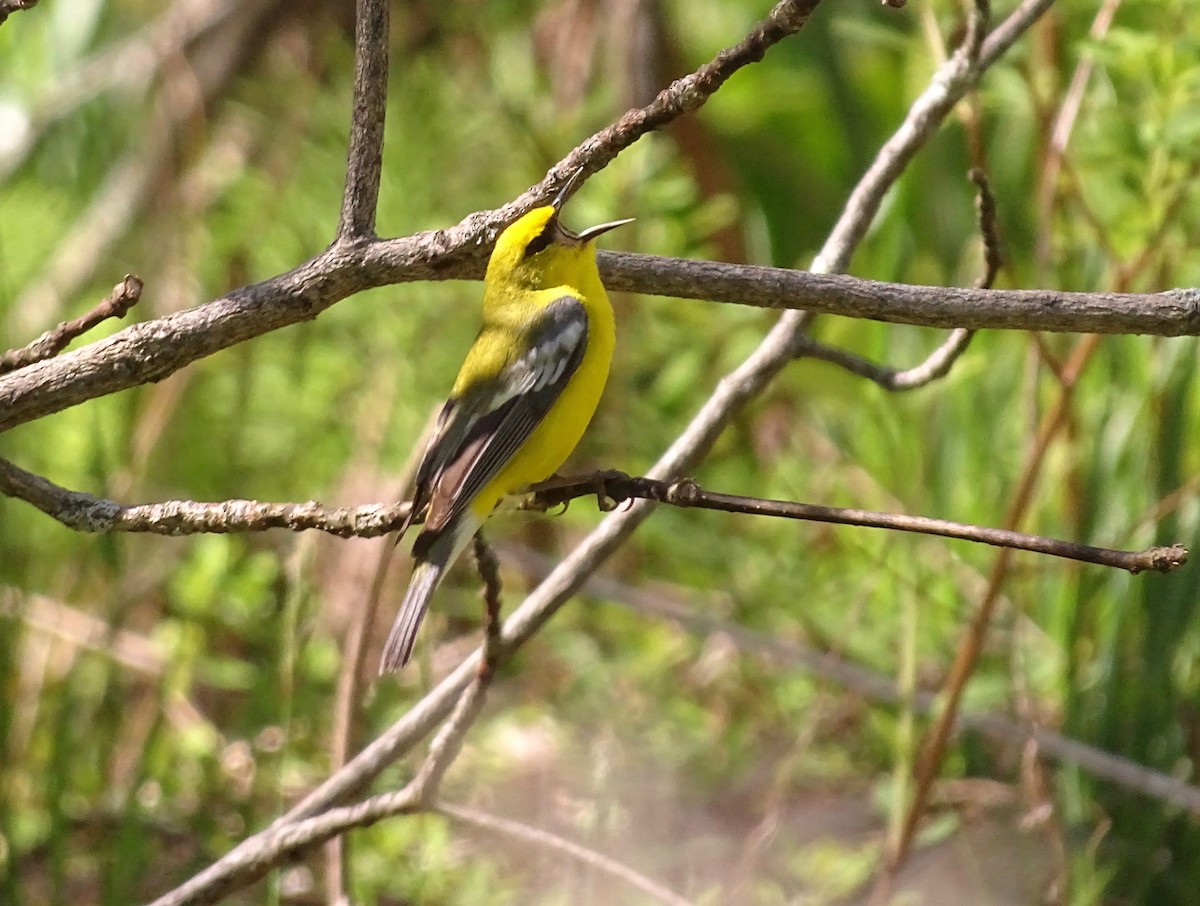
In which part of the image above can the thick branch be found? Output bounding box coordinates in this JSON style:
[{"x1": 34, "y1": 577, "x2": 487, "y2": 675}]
[
  {"x1": 595, "y1": 255, "x2": 1200, "y2": 334},
  {"x1": 5, "y1": 250, "x2": 1199, "y2": 435}
]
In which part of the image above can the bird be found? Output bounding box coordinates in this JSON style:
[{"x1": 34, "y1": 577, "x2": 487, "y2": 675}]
[{"x1": 379, "y1": 174, "x2": 633, "y2": 672}]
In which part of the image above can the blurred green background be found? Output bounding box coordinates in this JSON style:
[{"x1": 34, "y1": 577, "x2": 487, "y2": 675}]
[{"x1": 2, "y1": 0, "x2": 1199, "y2": 903}]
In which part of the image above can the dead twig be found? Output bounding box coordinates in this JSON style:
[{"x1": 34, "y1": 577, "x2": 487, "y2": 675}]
[
  {"x1": 471, "y1": 531, "x2": 505, "y2": 680},
  {"x1": 793, "y1": 166, "x2": 1001, "y2": 390},
  {"x1": 524, "y1": 471, "x2": 1184, "y2": 575},
  {"x1": 0, "y1": 275, "x2": 143, "y2": 376}
]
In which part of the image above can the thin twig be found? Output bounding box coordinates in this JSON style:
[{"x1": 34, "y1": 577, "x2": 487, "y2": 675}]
[
  {"x1": 437, "y1": 802, "x2": 696, "y2": 906},
  {"x1": 471, "y1": 531, "x2": 504, "y2": 679},
  {"x1": 795, "y1": 328, "x2": 975, "y2": 391},
  {"x1": 337, "y1": 0, "x2": 388, "y2": 241},
  {"x1": 970, "y1": 166, "x2": 1003, "y2": 289},
  {"x1": 793, "y1": 166, "x2": 1002, "y2": 390},
  {"x1": 524, "y1": 471, "x2": 1184, "y2": 574},
  {"x1": 0, "y1": 276, "x2": 143, "y2": 376}
]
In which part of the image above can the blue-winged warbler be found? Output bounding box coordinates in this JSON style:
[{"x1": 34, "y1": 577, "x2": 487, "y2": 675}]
[{"x1": 380, "y1": 176, "x2": 632, "y2": 672}]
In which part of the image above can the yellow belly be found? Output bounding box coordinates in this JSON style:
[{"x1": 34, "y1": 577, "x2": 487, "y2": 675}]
[{"x1": 471, "y1": 289, "x2": 615, "y2": 518}]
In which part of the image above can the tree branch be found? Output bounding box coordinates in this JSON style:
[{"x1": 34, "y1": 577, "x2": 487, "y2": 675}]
[
  {"x1": 795, "y1": 327, "x2": 975, "y2": 391},
  {"x1": 11, "y1": 458, "x2": 1176, "y2": 577},
  {"x1": 337, "y1": 0, "x2": 388, "y2": 241},
  {"x1": 0, "y1": 456, "x2": 410, "y2": 536},
  {"x1": 138, "y1": 2, "x2": 1067, "y2": 901},
  {"x1": 593, "y1": 255, "x2": 1200, "y2": 333},
  {"x1": 524, "y1": 471, "x2": 1184, "y2": 574},
  {"x1": 6, "y1": 251, "x2": 1199, "y2": 436}
]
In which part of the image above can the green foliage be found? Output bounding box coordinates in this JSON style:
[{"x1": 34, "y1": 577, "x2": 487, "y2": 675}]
[{"x1": 2, "y1": 0, "x2": 1200, "y2": 903}]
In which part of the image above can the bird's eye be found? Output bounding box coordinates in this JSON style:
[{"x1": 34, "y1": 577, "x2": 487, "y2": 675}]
[{"x1": 523, "y1": 222, "x2": 556, "y2": 259}]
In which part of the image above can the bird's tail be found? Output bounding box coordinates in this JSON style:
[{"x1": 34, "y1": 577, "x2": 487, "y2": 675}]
[
  {"x1": 379, "y1": 516, "x2": 477, "y2": 673},
  {"x1": 379, "y1": 559, "x2": 442, "y2": 673}
]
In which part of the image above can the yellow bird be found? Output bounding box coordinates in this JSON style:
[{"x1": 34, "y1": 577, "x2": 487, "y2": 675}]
[{"x1": 380, "y1": 175, "x2": 632, "y2": 672}]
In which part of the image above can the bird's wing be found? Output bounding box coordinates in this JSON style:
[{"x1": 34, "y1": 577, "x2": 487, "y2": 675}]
[{"x1": 411, "y1": 296, "x2": 589, "y2": 538}]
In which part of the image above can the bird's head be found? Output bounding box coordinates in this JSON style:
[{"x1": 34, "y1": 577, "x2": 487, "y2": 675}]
[{"x1": 487, "y1": 172, "x2": 633, "y2": 291}]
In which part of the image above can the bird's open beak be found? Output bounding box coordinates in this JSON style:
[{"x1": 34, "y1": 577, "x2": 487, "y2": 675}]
[{"x1": 575, "y1": 217, "x2": 635, "y2": 242}]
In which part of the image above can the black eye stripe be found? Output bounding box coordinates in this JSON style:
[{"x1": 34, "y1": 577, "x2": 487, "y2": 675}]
[{"x1": 523, "y1": 221, "x2": 556, "y2": 258}]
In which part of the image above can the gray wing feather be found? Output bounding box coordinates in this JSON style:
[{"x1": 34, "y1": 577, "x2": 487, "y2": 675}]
[{"x1": 412, "y1": 297, "x2": 589, "y2": 538}]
